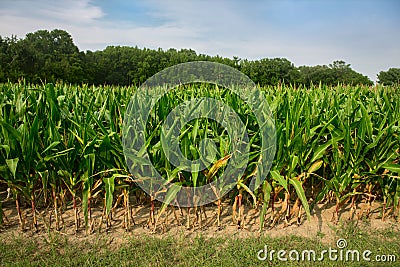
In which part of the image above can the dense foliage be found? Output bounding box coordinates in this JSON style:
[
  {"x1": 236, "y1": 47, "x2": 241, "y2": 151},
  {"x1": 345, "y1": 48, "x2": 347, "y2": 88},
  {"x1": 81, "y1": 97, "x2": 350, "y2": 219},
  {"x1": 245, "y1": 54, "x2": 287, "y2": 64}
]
[
  {"x1": 0, "y1": 82, "x2": 399, "y2": 232},
  {"x1": 378, "y1": 68, "x2": 400, "y2": 86},
  {"x1": 0, "y1": 29, "x2": 374, "y2": 86}
]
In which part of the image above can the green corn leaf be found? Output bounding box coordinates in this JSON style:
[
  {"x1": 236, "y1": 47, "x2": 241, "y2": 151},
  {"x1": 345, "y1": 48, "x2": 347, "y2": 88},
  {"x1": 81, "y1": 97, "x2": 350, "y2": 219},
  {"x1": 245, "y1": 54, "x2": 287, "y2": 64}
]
[
  {"x1": 191, "y1": 163, "x2": 200, "y2": 187},
  {"x1": 260, "y1": 180, "x2": 272, "y2": 231},
  {"x1": 312, "y1": 182, "x2": 331, "y2": 211},
  {"x1": 0, "y1": 120, "x2": 21, "y2": 141},
  {"x1": 310, "y1": 136, "x2": 343, "y2": 163},
  {"x1": 192, "y1": 119, "x2": 199, "y2": 143},
  {"x1": 360, "y1": 101, "x2": 373, "y2": 139},
  {"x1": 41, "y1": 141, "x2": 61, "y2": 155},
  {"x1": 310, "y1": 142, "x2": 332, "y2": 163},
  {"x1": 382, "y1": 163, "x2": 400, "y2": 174},
  {"x1": 0, "y1": 145, "x2": 10, "y2": 158},
  {"x1": 270, "y1": 170, "x2": 288, "y2": 192},
  {"x1": 237, "y1": 181, "x2": 257, "y2": 207},
  {"x1": 43, "y1": 147, "x2": 75, "y2": 161},
  {"x1": 40, "y1": 170, "x2": 49, "y2": 203},
  {"x1": 103, "y1": 176, "x2": 115, "y2": 215},
  {"x1": 289, "y1": 178, "x2": 311, "y2": 221},
  {"x1": 157, "y1": 184, "x2": 182, "y2": 221},
  {"x1": 6, "y1": 158, "x2": 19, "y2": 179},
  {"x1": 289, "y1": 155, "x2": 299, "y2": 173},
  {"x1": 339, "y1": 172, "x2": 352, "y2": 192}
]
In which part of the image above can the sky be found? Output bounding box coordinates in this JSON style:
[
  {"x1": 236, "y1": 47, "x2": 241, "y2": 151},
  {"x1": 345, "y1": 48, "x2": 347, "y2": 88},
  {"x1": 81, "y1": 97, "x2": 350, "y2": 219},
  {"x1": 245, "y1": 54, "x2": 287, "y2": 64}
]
[{"x1": 0, "y1": 0, "x2": 399, "y2": 81}]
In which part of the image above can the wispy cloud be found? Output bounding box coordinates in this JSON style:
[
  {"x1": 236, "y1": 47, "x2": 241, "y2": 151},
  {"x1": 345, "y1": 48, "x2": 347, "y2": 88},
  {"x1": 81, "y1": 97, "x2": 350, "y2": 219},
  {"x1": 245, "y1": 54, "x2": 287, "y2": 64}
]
[{"x1": 0, "y1": 0, "x2": 104, "y2": 24}]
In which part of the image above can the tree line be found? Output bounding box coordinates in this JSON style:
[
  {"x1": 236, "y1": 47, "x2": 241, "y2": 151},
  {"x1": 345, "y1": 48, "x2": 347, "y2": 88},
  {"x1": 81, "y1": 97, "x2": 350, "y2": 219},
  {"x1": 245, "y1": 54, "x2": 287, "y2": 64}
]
[{"x1": 0, "y1": 29, "x2": 398, "y2": 86}]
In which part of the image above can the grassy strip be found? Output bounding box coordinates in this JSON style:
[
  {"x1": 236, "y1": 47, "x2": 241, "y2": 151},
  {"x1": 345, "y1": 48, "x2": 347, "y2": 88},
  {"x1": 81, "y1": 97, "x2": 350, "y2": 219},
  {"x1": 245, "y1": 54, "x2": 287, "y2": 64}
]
[{"x1": 1, "y1": 222, "x2": 399, "y2": 267}]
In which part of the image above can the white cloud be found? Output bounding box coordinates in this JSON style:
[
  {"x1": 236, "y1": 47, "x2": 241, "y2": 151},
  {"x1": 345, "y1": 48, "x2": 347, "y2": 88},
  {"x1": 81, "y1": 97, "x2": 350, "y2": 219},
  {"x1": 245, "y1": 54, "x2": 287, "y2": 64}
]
[
  {"x1": 0, "y1": 0, "x2": 104, "y2": 24},
  {"x1": 0, "y1": 0, "x2": 105, "y2": 42}
]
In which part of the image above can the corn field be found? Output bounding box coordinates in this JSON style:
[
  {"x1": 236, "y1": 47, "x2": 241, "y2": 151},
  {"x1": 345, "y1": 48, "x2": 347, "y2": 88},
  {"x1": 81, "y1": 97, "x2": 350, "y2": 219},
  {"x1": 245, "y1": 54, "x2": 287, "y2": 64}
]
[{"x1": 0, "y1": 81, "x2": 399, "y2": 233}]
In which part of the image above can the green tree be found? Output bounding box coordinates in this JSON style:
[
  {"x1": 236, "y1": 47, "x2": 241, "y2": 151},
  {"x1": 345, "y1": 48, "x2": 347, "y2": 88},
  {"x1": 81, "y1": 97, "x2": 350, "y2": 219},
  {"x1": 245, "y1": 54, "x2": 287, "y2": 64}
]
[
  {"x1": 10, "y1": 29, "x2": 82, "y2": 83},
  {"x1": 0, "y1": 35, "x2": 19, "y2": 82},
  {"x1": 0, "y1": 29, "x2": 377, "y2": 87},
  {"x1": 241, "y1": 58, "x2": 299, "y2": 86},
  {"x1": 378, "y1": 68, "x2": 400, "y2": 86},
  {"x1": 299, "y1": 60, "x2": 372, "y2": 86}
]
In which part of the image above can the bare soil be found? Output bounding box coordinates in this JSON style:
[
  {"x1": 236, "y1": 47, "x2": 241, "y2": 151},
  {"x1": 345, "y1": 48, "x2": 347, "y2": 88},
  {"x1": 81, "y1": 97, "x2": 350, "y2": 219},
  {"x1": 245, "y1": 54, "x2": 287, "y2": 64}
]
[{"x1": 1, "y1": 196, "x2": 399, "y2": 248}]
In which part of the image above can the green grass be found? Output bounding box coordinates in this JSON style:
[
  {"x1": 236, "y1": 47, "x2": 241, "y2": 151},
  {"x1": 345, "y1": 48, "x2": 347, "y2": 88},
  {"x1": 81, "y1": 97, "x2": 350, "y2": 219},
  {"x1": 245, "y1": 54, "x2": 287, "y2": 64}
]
[{"x1": 1, "y1": 223, "x2": 399, "y2": 267}]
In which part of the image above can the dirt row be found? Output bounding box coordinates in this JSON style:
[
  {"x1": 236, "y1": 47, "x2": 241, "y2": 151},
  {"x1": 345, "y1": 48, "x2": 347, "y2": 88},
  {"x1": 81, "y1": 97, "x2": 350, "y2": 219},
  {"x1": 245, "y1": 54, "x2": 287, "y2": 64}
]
[{"x1": 1, "y1": 197, "x2": 399, "y2": 247}]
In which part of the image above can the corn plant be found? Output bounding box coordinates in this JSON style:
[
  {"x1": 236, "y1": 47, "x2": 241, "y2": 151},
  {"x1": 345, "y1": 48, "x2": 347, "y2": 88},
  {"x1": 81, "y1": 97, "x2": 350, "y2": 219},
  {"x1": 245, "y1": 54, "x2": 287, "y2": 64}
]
[{"x1": 0, "y1": 81, "x2": 399, "y2": 234}]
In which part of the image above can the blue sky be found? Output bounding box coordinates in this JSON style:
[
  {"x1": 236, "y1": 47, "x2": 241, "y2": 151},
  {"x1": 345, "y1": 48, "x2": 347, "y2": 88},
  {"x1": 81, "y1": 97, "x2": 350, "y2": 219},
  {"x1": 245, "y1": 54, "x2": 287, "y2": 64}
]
[{"x1": 0, "y1": 0, "x2": 399, "y2": 81}]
